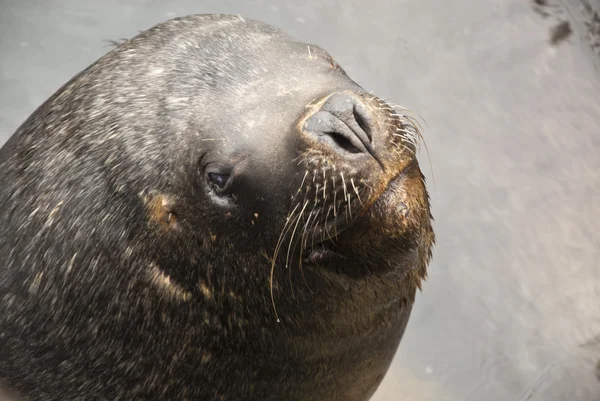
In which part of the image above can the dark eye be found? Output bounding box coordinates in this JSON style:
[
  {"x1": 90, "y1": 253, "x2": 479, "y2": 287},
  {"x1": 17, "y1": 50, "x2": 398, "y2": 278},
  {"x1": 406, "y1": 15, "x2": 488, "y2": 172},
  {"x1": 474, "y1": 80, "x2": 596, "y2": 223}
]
[{"x1": 207, "y1": 172, "x2": 230, "y2": 191}]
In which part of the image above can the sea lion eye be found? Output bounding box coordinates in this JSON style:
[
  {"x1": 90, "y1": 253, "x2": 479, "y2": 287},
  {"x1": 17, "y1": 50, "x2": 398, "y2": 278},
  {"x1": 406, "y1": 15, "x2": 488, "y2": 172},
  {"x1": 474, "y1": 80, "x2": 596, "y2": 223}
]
[
  {"x1": 203, "y1": 161, "x2": 235, "y2": 199},
  {"x1": 207, "y1": 172, "x2": 230, "y2": 191}
]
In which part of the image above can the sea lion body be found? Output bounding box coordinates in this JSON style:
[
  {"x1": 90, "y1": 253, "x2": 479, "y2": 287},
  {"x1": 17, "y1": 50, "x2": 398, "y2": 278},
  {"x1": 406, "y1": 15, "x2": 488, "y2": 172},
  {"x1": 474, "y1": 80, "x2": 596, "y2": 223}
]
[{"x1": 0, "y1": 15, "x2": 434, "y2": 401}]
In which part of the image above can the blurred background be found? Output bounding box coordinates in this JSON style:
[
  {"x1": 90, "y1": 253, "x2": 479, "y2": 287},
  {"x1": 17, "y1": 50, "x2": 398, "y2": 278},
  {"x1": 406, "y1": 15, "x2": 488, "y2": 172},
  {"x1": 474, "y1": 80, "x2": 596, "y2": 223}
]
[{"x1": 1, "y1": 0, "x2": 599, "y2": 400}]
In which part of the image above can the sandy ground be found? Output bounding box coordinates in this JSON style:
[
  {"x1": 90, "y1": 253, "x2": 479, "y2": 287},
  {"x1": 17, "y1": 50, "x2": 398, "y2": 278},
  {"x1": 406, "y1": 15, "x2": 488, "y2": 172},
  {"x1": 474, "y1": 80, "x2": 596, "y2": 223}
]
[{"x1": 1, "y1": 0, "x2": 600, "y2": 400}]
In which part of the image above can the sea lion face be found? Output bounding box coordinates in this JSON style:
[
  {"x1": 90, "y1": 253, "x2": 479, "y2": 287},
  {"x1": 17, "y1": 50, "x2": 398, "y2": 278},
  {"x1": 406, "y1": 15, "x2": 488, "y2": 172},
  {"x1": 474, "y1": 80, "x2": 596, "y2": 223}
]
[{"x1": 183, "y1": 29, "x2": 433, "y2": 292}]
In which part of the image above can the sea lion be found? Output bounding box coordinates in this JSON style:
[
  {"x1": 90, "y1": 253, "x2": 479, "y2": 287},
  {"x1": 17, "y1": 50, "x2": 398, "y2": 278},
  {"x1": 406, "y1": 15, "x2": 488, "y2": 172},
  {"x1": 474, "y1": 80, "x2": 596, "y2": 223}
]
[{"x1": 0, "y1": 14, "x2": 434, "y2": 401}]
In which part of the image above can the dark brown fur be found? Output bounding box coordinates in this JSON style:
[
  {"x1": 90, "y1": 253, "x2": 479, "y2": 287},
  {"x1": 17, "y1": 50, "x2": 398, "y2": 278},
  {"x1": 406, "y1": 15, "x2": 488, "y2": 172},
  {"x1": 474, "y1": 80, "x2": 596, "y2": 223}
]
[{"x1": 0, "y1": 14, "x2": 434, "y2": 401}]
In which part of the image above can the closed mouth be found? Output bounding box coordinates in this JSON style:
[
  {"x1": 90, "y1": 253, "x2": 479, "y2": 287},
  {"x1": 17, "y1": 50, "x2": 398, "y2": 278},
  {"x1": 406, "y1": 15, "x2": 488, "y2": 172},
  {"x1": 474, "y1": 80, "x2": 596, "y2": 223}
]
[
  {"x1": 303, "y1": 160, "x2": 414, "y2": 264},
  {"x1": 303, "y1": 246, "x2": 347, "y2": 266}
]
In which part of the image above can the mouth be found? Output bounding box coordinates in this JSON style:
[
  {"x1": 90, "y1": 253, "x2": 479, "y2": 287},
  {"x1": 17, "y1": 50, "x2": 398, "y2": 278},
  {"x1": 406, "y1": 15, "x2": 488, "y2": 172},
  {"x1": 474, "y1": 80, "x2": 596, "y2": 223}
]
[
  {"x1": 303, "y1": 245, "x2": 347, "y2": 266},
  {"x1": 303, "y1": 161, "x2": 415, "y2": 265}
]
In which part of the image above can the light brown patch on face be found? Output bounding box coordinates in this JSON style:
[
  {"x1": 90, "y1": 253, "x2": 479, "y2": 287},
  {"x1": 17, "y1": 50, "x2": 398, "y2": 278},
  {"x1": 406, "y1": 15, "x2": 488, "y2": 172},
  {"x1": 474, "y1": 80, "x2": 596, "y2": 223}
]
[
  {"x1": 201, "y1": 352, "x2": 212, "y2": 364},
  {"x1": 142, "y1": 191, "x2": 179, "y2": 231},
  {"x1": 199, "y1": 280, "x2": 213, "y2": 300},
  {"x1": 148, "y1": 262, "x2": 192, "y2": 302}
]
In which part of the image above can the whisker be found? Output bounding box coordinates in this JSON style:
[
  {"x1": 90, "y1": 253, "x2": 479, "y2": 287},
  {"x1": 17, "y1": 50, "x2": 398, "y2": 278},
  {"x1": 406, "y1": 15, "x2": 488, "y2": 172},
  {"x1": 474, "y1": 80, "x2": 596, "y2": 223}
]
[
  {"x1": 390, "y1": 141, "x2": 403, "y2": 150},
  {"x1": 332, "y1": 179, "x2": 338, "y2": 217},
  {"x1": 340, "y1": 172, "x2": 348, "y2": 203},
  {"x1": 351, "y1": 178, "x2": 363, "y2": 205},
  {"x1": 286, "y1": 200, "x2": 309, "y2": 269},
  {"x1": 361, "y1": 179, "x2": 374, "y2": 192},
  {"x1": 346, "y1": 192, "x2": 352, "y2": 222},
  {"x1": 272, "y1": 204, "x2": 301, "y2": 266},
  {"x1": 322, "y1": 169, "x2": 327, "y2": 200},
  {"x1": 269, "y1": 201, "x2": 301, "y2": 322},
  {"x1": 298, "y1": 170, "x2": 309, "y2": 193}
]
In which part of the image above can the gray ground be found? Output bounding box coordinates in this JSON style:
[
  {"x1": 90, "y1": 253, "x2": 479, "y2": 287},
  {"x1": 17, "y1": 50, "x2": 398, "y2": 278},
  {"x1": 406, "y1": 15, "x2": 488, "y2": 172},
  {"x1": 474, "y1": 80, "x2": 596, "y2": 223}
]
[{"x1": 1, "y1": 0, "x2": 600, "y2": 400}]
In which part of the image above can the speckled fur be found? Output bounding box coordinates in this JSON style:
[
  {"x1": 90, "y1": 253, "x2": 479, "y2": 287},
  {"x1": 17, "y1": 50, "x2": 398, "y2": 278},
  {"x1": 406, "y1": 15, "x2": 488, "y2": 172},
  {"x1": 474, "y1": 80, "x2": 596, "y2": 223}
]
[{"x1": 0, "y1": 14, "x2": 434, "y2": 401}]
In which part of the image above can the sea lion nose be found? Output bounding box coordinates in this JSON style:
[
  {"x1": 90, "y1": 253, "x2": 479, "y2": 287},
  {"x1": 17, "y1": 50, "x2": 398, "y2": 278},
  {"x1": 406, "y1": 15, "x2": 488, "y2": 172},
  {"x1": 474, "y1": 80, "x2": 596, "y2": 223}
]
[{"x1": 303, "y1": 92, "x2": 376, "y2": 157}]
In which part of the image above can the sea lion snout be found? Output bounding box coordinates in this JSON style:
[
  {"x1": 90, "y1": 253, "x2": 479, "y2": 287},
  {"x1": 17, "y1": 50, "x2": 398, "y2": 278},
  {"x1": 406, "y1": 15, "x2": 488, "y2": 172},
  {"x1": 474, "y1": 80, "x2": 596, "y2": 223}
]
[{"x1": 302, "y1": 92, "x2": 385, "y2": 167}]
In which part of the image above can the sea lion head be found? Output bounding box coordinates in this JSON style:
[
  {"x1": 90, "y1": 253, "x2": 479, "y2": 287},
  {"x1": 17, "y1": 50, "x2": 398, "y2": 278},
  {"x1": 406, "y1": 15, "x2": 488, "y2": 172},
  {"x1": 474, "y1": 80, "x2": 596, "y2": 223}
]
[
  {"x1": 155, "y1": 16, "x2": 436, "y2": 301},
  {"x1": 0, "y1": 14, "x2": 435, "y2": 400},
  {"x1": 100, "y1": 15, "x2": 437, "y2": 320}
]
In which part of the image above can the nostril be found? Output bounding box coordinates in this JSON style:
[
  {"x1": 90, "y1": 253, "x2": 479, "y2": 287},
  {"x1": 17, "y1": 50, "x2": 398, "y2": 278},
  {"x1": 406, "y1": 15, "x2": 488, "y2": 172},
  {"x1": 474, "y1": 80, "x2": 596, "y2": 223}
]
[
  {"x1": 303, "y1": 111, "x2": 367, "y2": 155},
  {"x1": 321, "y1": 93, "x2": 374, "y2": 144},
  {"x1": 327, "y1": 131, "x2": 362, "y2": 154},
  {"x1": 302, "y1": 92, "x2": 385, "y2": 168}
]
